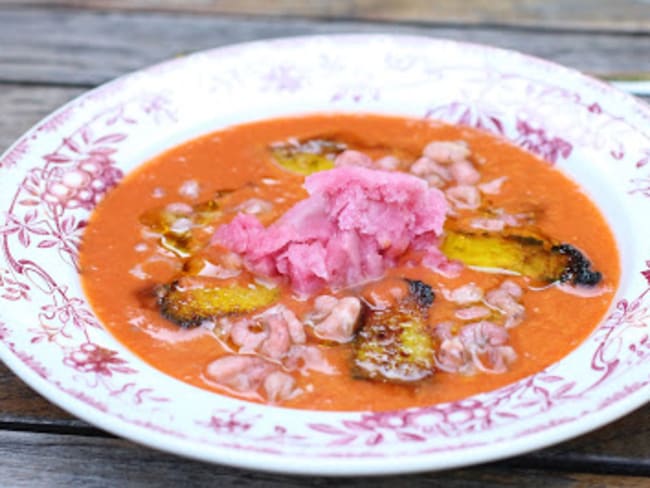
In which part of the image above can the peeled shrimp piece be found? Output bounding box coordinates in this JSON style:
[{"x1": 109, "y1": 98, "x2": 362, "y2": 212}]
[
  {"x1": 446, "y1": 185, "x2": 481, "y2": 210},
  {"x1": 308, "y1": 295, "x2": 338, "y2": 322},
  {"x1": 459, "y1": 320, "x2": 510, "y2": 349},
  {"x1": 459, "y1": 321, "x2": 516, "y2": 373},
  {"x1": 205, "y1": 355, "x2": 276, "y2": 392},
  {"x1": 499, "y1": 280, "x2": 523, "y2": 298},
  {"x1": 285, "y1": 345, "x2": 336, "y2": 375},
  {"x1": 376, "y1": 155, "x2": 401, "y2": 171},
  {"x1": 230, "y1": 317, "x2": 267, "y2": 353},
  {"x1": 230, "y1": 305, "x2": 304, "y2": 358},
  {"x1": 436, "y1": 337, "x2": 470, "y2": 373},
  {"x1": 409, "y1": 156, "x2": 451, "y2": 187},
  {"x1": 310, "y1": 296, "x2": 362, "y2": 343},
  {"x1": 334, "y1": 149, "x2": 374, "y2": 168},
  {"x1": 487, "y1": 345, "x2": 518, "y2": 373},
  {"x1": 259, "y1": 313, "x2": 292, "y2": 360},
  {"x1": 446, "y1": 283, "x2": 484, "y2": 305},
  {"x1": 433, "y1": 321, "x2": 455, "y2": 341},
  {"x1": 485, "y1": 281, "x2": 525, "y2": 328},
  {"x1": 470, "y1": 218, "x2": 506, "y2": 232},
  {"x1": 280, "y1": 307, "x2": 306, "y2": 344},
  {"x1": 455, "y1": 305, "x2": 491, "y2": 321},
  {"x1": 423, "y1": 140, "x2": 471, "y2": 165},
  {"x1": 449, "y1": 160, "x2": 480, "y2": 186},
  {"x1": 263, "y1": 371, "x2": 297, "y2": 402},
  {"x1": 478, "y1": 176, "x2": 508, "y2": 195}
]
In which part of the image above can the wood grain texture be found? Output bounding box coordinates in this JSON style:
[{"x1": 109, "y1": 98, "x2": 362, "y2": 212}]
[
  {"x1": 0, "y1": 8, "x2": 649, "y2": 87},
  {"x1": 0, "y1": 83, "x2": 84, "y2": 151},
  {"x1": 0, "y1": 361, "x2": 79, "y2": 424},
  {"x1": 6, "y1": 0, "x2": 650, "y2": 32},
  {"x1": 1, "y1": 429, "x2": 650, "y2": 487}
]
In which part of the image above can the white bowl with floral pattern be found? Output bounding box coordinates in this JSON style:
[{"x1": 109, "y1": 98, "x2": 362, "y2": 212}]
[{"x1": 1, "y1": 35, "x2": 649, "y2": 475}]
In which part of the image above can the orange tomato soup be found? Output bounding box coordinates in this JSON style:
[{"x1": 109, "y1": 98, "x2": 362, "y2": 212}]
[{"x1": 79, "y1": 114, "x2": 619, "y2": 411}]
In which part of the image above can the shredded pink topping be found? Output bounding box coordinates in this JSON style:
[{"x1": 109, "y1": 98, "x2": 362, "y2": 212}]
[{"x1": 214, "y1": 166, "x2": 448, "y2": 294}]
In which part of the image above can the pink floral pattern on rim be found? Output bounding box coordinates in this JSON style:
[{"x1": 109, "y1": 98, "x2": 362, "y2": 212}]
[{"x1": 0, "y1": 35, "x2": 650, "y2": 476}]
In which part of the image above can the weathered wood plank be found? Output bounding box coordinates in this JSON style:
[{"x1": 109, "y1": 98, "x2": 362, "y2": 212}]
[
  {"x1": 1, "y1": 429, "x2": 650, "y2": 487},
  {"x1": 6, "y1": 0, "x2": 650, "y2": 32},
  {"x1": 0, "y1": 8, "x2": 648, "y2": 87},
  {"x1": 521, "y1": 403, "x2": 650, "y2": 475},
  {"x1": 0, "y1": 83, "x2": 84, "y2": 151},
  {"x1": 0, "y1": 361, "x2": 80, "y2": 425}
]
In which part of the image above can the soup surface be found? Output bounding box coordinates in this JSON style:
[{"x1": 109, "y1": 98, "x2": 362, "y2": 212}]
[{"x1": 80, "y1": 114, "x2": 619, "y2": 411}]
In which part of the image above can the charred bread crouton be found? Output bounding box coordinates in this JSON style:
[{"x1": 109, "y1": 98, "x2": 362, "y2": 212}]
[
  {"x1": 354, "y1": 279, "x2": 436, "y2": 383},
  {"x1": 441, "y1": 229, "x2": 601, "y2": 286},
  {"x1": 156, "y1": 276, "x2": 279, "y2": 328}
]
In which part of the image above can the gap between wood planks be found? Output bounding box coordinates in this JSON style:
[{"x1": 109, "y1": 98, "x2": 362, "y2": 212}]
[{"x1": 0, "y1": 417, "x2": 110, "y2": 438}]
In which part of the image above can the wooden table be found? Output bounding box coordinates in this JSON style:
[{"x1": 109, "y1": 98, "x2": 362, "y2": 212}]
[{"x1": 1, "y1": 2, "x2": 649, "y2": 486}]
